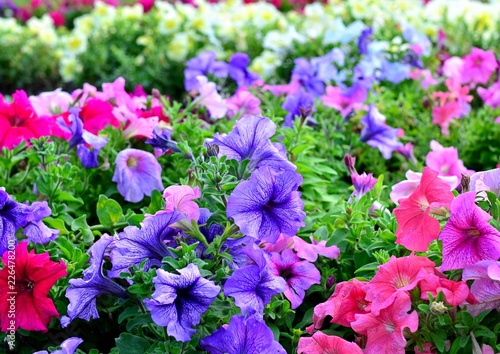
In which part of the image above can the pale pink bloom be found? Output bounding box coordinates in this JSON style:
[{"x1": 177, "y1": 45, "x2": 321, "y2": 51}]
[
  {"x1": 442, "y1": 56, "x2": 463, "y2": 83},
  {"x1": 29, "y1": 88, "x2": 73, "y2": 116},
  {"x1": 481, "y1": 344, "x2": 495, "y2": 354},
  {"x1": 195, "y1": 76, "x2": 227, "y2": 119},
  {"x1": 390, "y1": 170, "x2": 457, "y2": 204},
  {"x1": 71, "y1": 83, "x2": 98, "y2": 104},
  {"x1": 263, "y1": 76, "x2": 301, "y2": 96},
  {"x1": 460, "y1": 47, "x2": 498, "y2": 85},
  {"x1": 351, "y1": 292, "x2": 419, "y2": 354},
  {"x1": 226, "y1": 89, "x2": 261, "y2": 118},
  {"x1": 113, "y1": 106, "x2": 158, "y2": 139},
  {"x1": 410, "y1": 69, "x2": 437, "y2": 90},
  {"x1": 478, "y1": 81, "x2": 500, "y2": 109},
  {"x1": 462, "y1": 260, "x2": 500, "y2": 315},
  {"x1": 426, "y1": 140, "x2": 473, "y2": 183},
  {"x1": 292, "y1": 236, "x2": 340, "y2": 262},
  {"x1": 261, "y1": 234, "x2": 294, "y2": 253},
  {"x1": 163, "y1": 185, "x2": 201, "y2": 221},
  {"x1": 321, "y1": 85, "x2": 367, "y2": 118},
  {"x1": 470, "y1": 168, "x2": 500, "y2": 197},
  {"x1": 363, "y1": 255, "x2": 435, "y2": 315},
  {"x1": 298, "y1": 332, "x2": 363, "y2": 354}
]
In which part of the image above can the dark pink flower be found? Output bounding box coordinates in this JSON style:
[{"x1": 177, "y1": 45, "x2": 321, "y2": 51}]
[{"x1": 417, "y1": 270, "x2": 470, "y2": 306}]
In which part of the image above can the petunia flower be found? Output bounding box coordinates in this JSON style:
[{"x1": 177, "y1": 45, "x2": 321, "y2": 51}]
[
  {"x1": 359, "y1": 104, "x2": 403, "y2": 159},
  {"x1": 417, "y1": 270, "x2": 470, "y2": 306},
  {"x1": 477, "y1": 81, "x2": 500, "y2": 109},
  {"x1": 163, "y1": 185, "x2": 201, "y2": 221},
  {"x1": 22, "y1": 201, "x2": 59, "y2": 244},
  {"x1": 460, "y1": 47, "x2": 498, "y2": 85},
  {"x1": 281, "y1": 90, "x2": 314, "y2": 127},
  {"x1": 33, "y1": 337, "x2": 84, "y2": 354},
  {"x1": 109, "y1": 210, "x2": 185, "y2": 278},
  {"x1": 211, "y1": 114, "x2": 296, "y2": 172},
  {"x1": 363, "y1": 255, "x2": 435, "y2": 315},
  {"x1": 65, "y1": 235, "x2": 127, "y2": 324},
  {"x1": 0, "y1": 242, "x2": 67, "y2": 331},
  {"x1": 462, "y1": 261, "x2": 500, "y2": 315},
  {"x1": 292, "y1": 58, "x2": 324, "y2": 98},
  {"x1": 193, "y1": 76, "x2": 227, "y2": 119},
  {"x1": 298, "y1": 331, "x2": 363, "y2": 354},
  {"x1": 394, "y1": 167, "x2": 454, "y2": 252},
  {"x1": 112, "y1": 148, "x2": 164, "y2": 203},
  {"x1": 410, "y1": 69, "x2": 437, "y2": 90},
  {"x1": 470, "y1": 168, "x2": 500, "y2": 196},
  {"x1": 145, "y1": 128, "x2": 180, "y2": 157},
  {"x1": 439, "y1": 191, "x2": 500, "y2": 271},
  {"x1": 0, "y1": 189, "x2": 31, "y2": 254},
  {"x1": 269, "y1": 249, "x2": 320, "y2": 309},
  {"x1": 144, "y1": 264, "x2": 220, "y2": 342},
  {"x1": 321, "y1": 84, "x2": 367, "y2": 118},
  {"x1": 344, "y1": 154, "x2": 377, "y2": 201},
  {"x1": 351, "y1": 292, "x2": 419, "y2": 354},
  {"x1": 228, "y1": 53, "x2": 259, "y2": 88},
  {"x1": 184, "y1": 51, "x2": 228, "y2": 91},
  {"x1": 200, "y1": 315, "x2": 286, "y2": 354},
  {"x1": 292, "y1": 235, "x2": 340, "y2": 262},
  {"x1": 227, "y1": 167, "x2": 305, "y2": 244},
  {"x1": 113, "y1": 105, "x2": 159, "y2": 140},
  {"x1": 29, "y1": 88, "x2": 73, "y2": 117},
  {"x1": 226, "y1": 89, "x2": 261, "y2": 118},
  {"x1": 425, "y1": 140, "x2": 472, "y2": 186}
]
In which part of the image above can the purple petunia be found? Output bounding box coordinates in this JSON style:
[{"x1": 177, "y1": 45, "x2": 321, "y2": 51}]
[
  {"x1": 439, "y1": 191, "x2": 500, "y2": 271},
  {"x1": 109, "y1": 210, "x2": 185, "y2": 278},
  {"x1": 22, "y1": 201, "x2": 59, "y2": 244},
  {"x1": 112, "y1": 148, "x2": 164, "y2": 203},
  {"x1": 358, "y1": 28, "x2": 373, "y2": 55},
  {"x1": 269, "y1": 249, "x2": 321, "y2": 309},
  {"x1": 65, "y1": 235, "x2": 127, "y2": 324},
  {"x1": 228, "y1": 53, "x2": 259, "y2": 88},
  {"x1": 359, "y1": 104, "x2": 403, "y2": 159},
  {"x1": 145, "y1": 128, "x2": 180, "y2": 156},
  {"x1": 227, "y1": 167, "x2": 305, "y2": 244},
  {"x1": 144, "y1": 263, "x2": 220, "y2": 342},
  {"x1": 292, "y1": 58, "x2": 325, "y2": 98},
  {"x1": 33, "y1": 337, "x2": 84, "y2": 354},
  {"x1": 281, "y1": 90, "x2": 314, "y2": 127},
  {"x1": 200, "y1": 315, "x2": 286, "y2": 354},
  {"x1": 211, "y1": 115, "x2": 296, "y2": 172},
  {"x1": 462, "y1": 261, "x2": 500, "y2": 315},
  {"x1": 344, "y1": 154, "x2": 377, "y2": 201},
  {"x1": 0, "y1": 188, "x2": 31, "y2": 255},
  {"x1": 184, "y1": 51, "x2": 228, "y2": 91},
  {"x1": 224, "y1": 245, "x2": 286, "y2": 316}
]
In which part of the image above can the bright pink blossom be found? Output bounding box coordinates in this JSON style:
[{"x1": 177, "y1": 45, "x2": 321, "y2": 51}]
[
  {"x1": 298, "y1": 331, "x2": 363, "y2": 354},
  {"x1": 431, "y1": 100, "x2": 462, "y2": 136},
  {"x1": 351, "y1": 292, "x2": 419, "y2": 354},
  {"x1": 292, "y1": 236, "x2": 340, "y2": 262},
  {"x1": 415, "y1": 343, "x2": 436, "y2": 354},
  {"x1": 478, "y1": 81, "x2": 500, "y2": 109},
  {"x1": 460, "y1": 47, "x2": 498, "y2": 85},
  {"x1": 363, "y1": 255, "x2": 435, "y2": 315},
  {"x1": 439, "y1": 191, "x2": 500, "y2": 271},
  {"x1": 163, "y1": 185, "x2": 201, "y2": 221},
  {"x1": 321, "y1": 85, "x2": 367, "y2": 118},
  {"x1": 394, "y1": 167, "x2": 454, "y2": 252},
  {"x1": 390, "y1": 170, "x2": 457, "y2": 204},
  {"x1": 426, "y1": 140, "x2": 473, "y2": 185},
  {"x1": 226, "y1": 89, "x2": 261, "y2": 118},
  {"x1": 417, "y1": 270, "x2": 470, "y2": 306}
]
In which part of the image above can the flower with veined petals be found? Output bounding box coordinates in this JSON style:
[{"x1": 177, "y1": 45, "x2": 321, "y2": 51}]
[
  {"x1": 462, "y1": 261, "x2": 500, "y2": 315},
  {"x1": 298, "y1": 331, "x2": 363, "y2": 354},
  {"x1": 163, "y1": 185, "x2": 201, "y2": 221}
]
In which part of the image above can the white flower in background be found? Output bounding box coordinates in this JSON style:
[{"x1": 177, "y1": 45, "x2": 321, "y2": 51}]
[
  {"x1": 250, "y1": 51, "x2": 282, "y2": 80},
  {"x1": 60, "y1": 57, "x2": 82, "y2": 82},
  {"x1": 93, "y1": 0, "x2": 117, "y2": 20},
  {"x1": 167, "y1": 32, "x2": 193, "y2": 62},
  {"x1": 26, "y1": 15, "x2": 57, "y2": 46},
  {"x1": 120, "y1": 4, "x2": 144, "y2": 21},
  {"x1": 251, "y1": 3, "x2": 282, "y2": 28},
  {"x1": 158, "y1": 12, "x2": 181, "y2": 34},
  {"x1": 0, "y1": 18, "x2": 22, "y2": 33},
  {"x1": 73, "y1": 15, "x2": 94, "y2": 36},
  {"x1": 64, "y1": 33, "x2": 88, "y2": 55},
  {"x1": 263, "y1": 26, "x2": 305, "y2": 54}
]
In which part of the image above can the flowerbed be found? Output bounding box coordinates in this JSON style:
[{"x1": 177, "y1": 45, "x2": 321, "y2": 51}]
[{"x1": 1, "y1": 0, "x2": 500, "y2": 353}]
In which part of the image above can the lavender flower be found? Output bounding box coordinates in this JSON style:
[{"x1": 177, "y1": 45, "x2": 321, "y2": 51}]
[
  {"x1": 358, "y1": 28, "x2": 373, "y2": 55},
  {"x1": 184, "y1": 51, "x2": 228, "y2": 91},
  {"x1": 344, "y1": 154, "x2": 377, "y2": 201},
  {"x1": 224, "y1": 245, "x2": 286, "y2": 315},
  {"x1": 0, "y1": 189, "x2": 31, "y2": 254},
  {"x1": 65, "y1": 235, "x2": 127, "y2": 323},
  {"x1": 200, "y1": 315, "x2": 286, "y2": 354},
  {"x1": 292, "y1": 58, "x2": 324, "y2": 98},
  {"x1": 311, "y1": 48, "x2": 345, "y2": 83},
  {"x1": 381, "y1": 60, "x2": 411, "y2": 84},
  {"x1": 282, "y1": 90, "x2": 314, "y2": 127},
  {"x1": 269, "y1": 249, "x2": 321, "y2": 309},
  {"x1": 228, "y1": 53, "x2": 259, "y2": 88},
  {"x1": 112, "y1": 148, "x2": 164, "y2": 203},
  {"x1": 22, "y1": 201, "x2": 59, "y2": 244},
  {"x1": 109, "y1": 210, "x2": 185, "y2": 278},
  {"x1": 360, "y1": 104, "x2": 403, "y2": 159},
  {"x1": 211, "y1": 115, "x2": 296, "y2": 172},
  {"x1": 227, "y1": 167, "x2": 305, "y2": 244},
  {"x1": 33, "y1": 337, "x2": 84, "y2": 354},
  {"x1": 144, "y1": 264, "x2": 220, "y2": 342},
  {"x1": 462, "y1": 261, "x2": 500, "y2": 315}
]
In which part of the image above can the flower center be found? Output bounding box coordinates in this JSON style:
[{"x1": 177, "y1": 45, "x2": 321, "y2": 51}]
[
  {"x1": 467, "y1": 229, "x2": 480, "y2": 237},
  {"x1": 9, "y1": 115, "x2": 24, "y2": 127},
  {"x1": 392, "y1": 274, "x2": 410, "y2": 289},
  {"x1": 18, "y1": 279, "x2": 35, "y2": 292},
  {"x1": 127, "y1": 157, "x2": 138, "y2": 168}
]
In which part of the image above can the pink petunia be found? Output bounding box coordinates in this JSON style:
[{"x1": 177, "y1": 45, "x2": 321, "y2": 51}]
[
  {"x1": 462, "y1": 261, "x2": 500, "y2": 315},
  {"x1": 310, "y1": 279, "x2": 370, "y2": 329},
  {"x1": 426, "y1": 140, "x2": 473, "y2": 184},
  {"x1": 351, "y1": 292, "x2": 419, "y2": 354},
  {"x1": 163, "y1": 185, "x2": 201, "y2": 221},
  {"x1": 394, "y1": 167, "x2": 454, "y2": 252},
  {"x1": 439, "y1": 191, "x2": 500, "y2": 271},
  {"x1": 431, "y1": 100, "x2": 462, "y2": 136},
  {"x1": 414, "y1": 343, "x2": 436, "y2": 354},
  {"x1": 263, "y1": 76, "x2": 301, "y2": 97},
  {"x1": 416, "y1": 270, "x2": 470, "y2": 306},
  {"x1": 460, "y1": 47, "x2": 498, "y2": 85},
  {"x1": 478, "y1": 81, "x2": 500, "y2": 109},
  {"x1": 442, "y1": 56, "x2": 464, "y2": 83},
  {"x1": 292, "y1": 236, "x2": 340, "y2": 262},
  {"x1": 226, "y1": 89, "x2": 261, "y2": 118},
  {"x1": 298, "y1": 331, "x2": 363, "y2": 354},
  {"x1": 410, "y1": 69, "x2": 437, "y2": 90},
  {"x1": 194, "y1": 76, "x2": 227, "y2": 119},
  {"x1": 321, "y1": 84, "x2": 367, "y2": 118},
  {"x1": 29, "y1": 88, "x2": 73, "y2": 117}
]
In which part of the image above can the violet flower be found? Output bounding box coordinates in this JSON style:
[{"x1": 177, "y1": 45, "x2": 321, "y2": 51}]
[
  {"x1": 200, "y1": 315, "x2": 286, "y2": 354},
  {"x1": 227, "y1": 167, "x2": 305, "y2": 244},
  {"x1": 292, "y1": 58, "x2": 324, "y2": 98},
  {"x1": 381, "y1": 59, "x2": 411, "y2": 84},
  {"x1": 228, "y1": 53, "x2": 259, "y2": 88},
  {"x1": 360, "y1": 104, "x2": 403, "y2": 159},
  {"x1": 470, "y1": 168, "x2": 500, "y2": 196},
  {"x1": 22, "y1": 201, "x2": 59, "y2": 244},
  {"x1": 462, "y1": 260, "x2": 500, "y2": 315},
  {"x1": 269, "y1": 249, "x2": 321, "y2": 309},
  {"x1": 0, "y1": 189, "x2": 31, "y2": 254},
  {"x1": 344, "y1": 154, "x2": 377, "y2": 201},
  {"x1": 211, "y1": 115, "x2": 296, "y2": 172},
  {"x1": 33, "y1": 337, "x2": 84, "y2": 354},
  {"x1": 358, "y1": 28, "x2": 373, "y2": 55},
  {"x1": 439, "y1": 191, "x2": 500, "y2": 271},
  {"x1": 109, "y1": 210, "x2": 185, "y2": 278},
  {"x1": 184, "y1": 51, "x2": 228, "y2": 91},
  {"x1": 144, "y1": 264, "x2": 220, "y2": 342},
  {"x1": 281, "y1": 90, "x2": 314, "y2": 127},
  {"x1": 145, "y1": 128, "x2": 181, "y2": 156},
  {"x1": 112, "y1": 148, "x2": 164, "y2": 203},
  {"x1": 65, "y1": 235, "x2": 127, "y2": 323}
]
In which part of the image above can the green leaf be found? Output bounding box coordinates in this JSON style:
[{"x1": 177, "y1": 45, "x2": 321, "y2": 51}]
[
  {"x1": 44, "y1": 217, "x2": 69, "y2": 235},
  {"x1": 147, "y1": 189, "x2": 164, "y2": 214},
  {"x1": 97, "y1": 195, "x2": 123, "y2": 227},
  {"x1": 326, "y1": 228, "x2": 349, "y2": 246},
  {"x1": 115, "y1": 333, "x2": 151, "y2": 354}
]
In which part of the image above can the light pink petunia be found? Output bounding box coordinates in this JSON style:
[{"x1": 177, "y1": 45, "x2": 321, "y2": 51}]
[
  {"x1": 226, "y1": 89, "x2": 261, "y2": 118},
  {"x1": 470, "y1": 168, "x2": 500, "y2": 197},
  {"x1": 363, "y1": 255, "x2": 435, "y2": 315},
  {"x1": 163, "y1": 185, "x2": 201, "y2": 221},
  {"x1": 431, "y1": 100, "x2": 462, "y2": 136},
  {"x1": 29, "y1": 88, "x2": 73, "y2": 117},
  {"x1": 442, "y1": 56, "x2": 464, "y2": 83},
  {"x1": 462, "y1": 261, "x2": 500, "y2": 315},
  {"x1": 195, "y1": 76, "x2": 227, "y2": 119},
  {"x1": 351, "y1": 292, "x2": 419, "y2": 354},
  {"x1": 426, "y1": 140, "x2": 473, "y2": 184},
  {"x1": 460, "y1": 47, "x2": 498, "y2": 85},
  {"x1": 478, "y1": 81, "x2": 500, "y2": 109},
  {"x1": 113, "y1": 105, "x2": 159, "y2": 139},
  {"x1": 292, "y1": 236, "x2": 340, "y2": 262},
  {"x1": 297, "y1": 331, "x2": 363, "y2": 354},
  {"x1": 394, "y1": 167, "x2": 455, "y2": 252},
  {"x1": 321, "y1": 84, "x2": 367, "y2": 118},
  {"x1": 439, "y1": 191, "x2": 500, "y2": 271},
  {"x1": 410, "y1": 69, "x2": 437, "y2": 90}
]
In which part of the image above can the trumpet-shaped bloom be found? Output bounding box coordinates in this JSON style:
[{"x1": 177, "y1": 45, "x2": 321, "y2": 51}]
[
  {"x1": 460, "y1": 47, "x2": 497, "y2": 85},
  {"x1": 112, "y1": 148, "x2": 164, "y2": 203},
  {"x1": 344, "y1": 154, "x2": 377, "y2": 201},
  {"x1": 417, "y1": 271, "x2": 470, "y2": 306},
  {"x1": 144, "y1": 264, "x2": 220, "y2": 342},
  {"x1": 184, "y1": 51, "x2": 228, "y2": 91},
  {"x1": 200, "y1": 315, "x2": 286, "y2": 354},
  {"x1": 298, "y1": 332, "x2": 363, "y2": 354},
  {"x1": 478, "y1": 81, "x2": 500, "y2": 109},
  {"x1": 29, "y1": 88, "x2": 72, "y2": 117},
  {"x1": 394, "y1": 167, "x2": 454, "y2": 252},
  {"x1": 65, "y1": 235, "x2": 127, "y2": 323},
  {"x1": 0, "y1": 242, "x2": 66, "y2": 331},
  {"x1": 226, "y1": 89, "x2": 261, "y2": 118},
  {"x1": 228, "y1": 53, "x2": 259, "y2": 88},
  {"x1": 439, "y1": 191, "x2": 500, "y2": 271},
  {"x1": 282, "y1": 90, "x2": 314, "y2": 127},
  {"x1": 194, "y1": 76, "x2": 227, "y2": 119},
  {"x1": 227, "y1": 167, "x2": 305, "y2": 243},
  {"x1": 363, "y1": 255, "x2": 435, "y2": 315},
  {"x1": 351, "y1": 292, "x2": 419, "y2": 354},
  {"x1": 33, "y1": 337, "x2": 84, "y2": 354},
  {"x1": 470, "y1": 168, "x2": 500, "y2": 196},
  {"x1": 462, "y1": 261, "x2": 500, "y2": 315},
  {"x1": 163, "y1": 185, "x2": 201, "y2": 221},
  {"x1": 211, "y1": 115, "x2": 296, "y2": 172},
  {"x1": 0, "y1": 189, "x2": 32, "y2": 254},
  {"x1": 22, "y1": 201, "x2": 59, "y2": 244},
  {"x1": 269, "y1": 249, "x2": 320, "y2": 309}
]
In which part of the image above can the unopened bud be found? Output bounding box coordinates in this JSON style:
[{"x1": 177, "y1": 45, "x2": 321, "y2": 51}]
[{"x1": 430, "y1": 301, "x2": 447, "y2": 314}]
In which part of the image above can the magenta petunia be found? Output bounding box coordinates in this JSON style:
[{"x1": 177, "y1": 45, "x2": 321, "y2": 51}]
[
  {"x1": 425, "y1": 140, "x2": 473, "y2": 185},
  {"x1": 298, "y1": 331, "x2": 363, "y2": 354},
  {"x1": 460, "y1": 47, "x2": 498, "y2": 85},
  {"x1": 439, "y1": 191, "x2": 500, "y2": 271}
]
